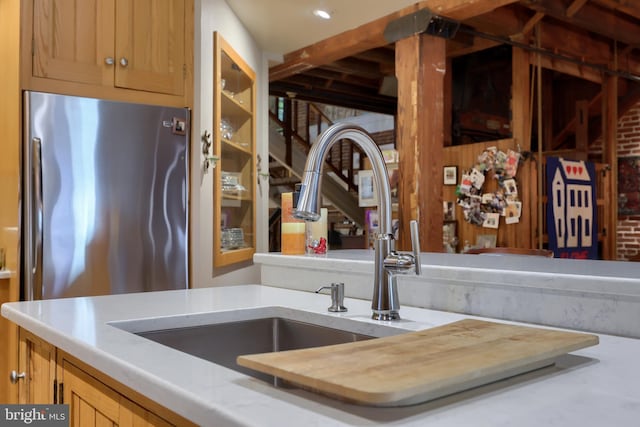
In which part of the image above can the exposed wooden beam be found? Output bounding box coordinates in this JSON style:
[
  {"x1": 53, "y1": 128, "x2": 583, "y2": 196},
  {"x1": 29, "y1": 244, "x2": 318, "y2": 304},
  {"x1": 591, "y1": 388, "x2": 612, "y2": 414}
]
[
  {"x1": 447, "y1": 37, "x2": 502, "y2": 58},
  {"x1": 322, "y1": 58, "x2": 384, "y2": 80},
  {"x1": 553, "y1": 92, "x2": 603, "y2": 149},
  {"x1": 511, "y1": 11, "x2": 545, "y2": 40},
  {"x1": 537, "y1": 20, "x2": 611, "y2": 64},
  {"x1": 520, "y1": 0, "x2": 640, "y2": 47},
  {"x1": 594, "y1": 0, "x2": 640, "y2": 20},
  {"x1": 302, "y1": 68, "x2": 381, "y2": 90},
  {"x1": 421, "y1": 0, "x2": 521, "y2": 20},
  {"x1": 532, "y1": 54, "x2": 603, "y2": 83},
  {"x1": 352, "y1": 47, "x2": 395, "y2": 64},
  {"x1": 567, "y1": 0, "x2": 589, "y2": 17},
  {"x1": 269, "y1": 81, "x2": 397, "y2": 115},
  {"x1": 588, "y1": 80, "x2": 640, "y2": 144},
  {"x1": 270, "y1": 177, "x2": 300, "y2": 186},
  {"x1": 270, "y1": 0, "x2": 520, "y2": 81}
]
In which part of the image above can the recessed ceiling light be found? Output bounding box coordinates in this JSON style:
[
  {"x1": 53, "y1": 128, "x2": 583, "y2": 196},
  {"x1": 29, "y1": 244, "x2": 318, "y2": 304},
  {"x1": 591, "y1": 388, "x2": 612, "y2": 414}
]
[{"x1": 313, "y1": 9, "x2": 332, "y2": 20}]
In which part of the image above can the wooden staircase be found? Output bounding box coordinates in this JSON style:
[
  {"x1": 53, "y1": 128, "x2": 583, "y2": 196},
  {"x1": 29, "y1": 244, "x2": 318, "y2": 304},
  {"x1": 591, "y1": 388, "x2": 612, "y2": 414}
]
[{"x1": 267, "y1": 97, "x2": 366, "y2": 228}]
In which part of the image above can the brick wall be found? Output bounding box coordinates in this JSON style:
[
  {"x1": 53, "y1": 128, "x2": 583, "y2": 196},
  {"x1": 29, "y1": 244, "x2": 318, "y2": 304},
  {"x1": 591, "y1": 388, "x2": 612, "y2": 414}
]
[
  {"x1": 592, "y1": 103, "x2": 640, "y2": 260},
  {"x1": 616, "y1": 104, "x2": 640, "y2": 260}
]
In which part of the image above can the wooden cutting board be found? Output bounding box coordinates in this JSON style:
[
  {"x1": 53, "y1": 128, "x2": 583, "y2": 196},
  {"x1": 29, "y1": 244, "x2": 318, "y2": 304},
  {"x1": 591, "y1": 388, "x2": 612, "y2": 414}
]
[{"x1": 237, "y1": 319, "x2": 598, "y2": 406}]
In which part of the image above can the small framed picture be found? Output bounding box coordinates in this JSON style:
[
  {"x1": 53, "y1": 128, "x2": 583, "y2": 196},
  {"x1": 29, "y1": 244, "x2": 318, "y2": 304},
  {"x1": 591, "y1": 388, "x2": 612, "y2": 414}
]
[
  {"x1": 476, "y1": 234, "x2": 497, "y2": 248},
  {"x1": 443, "y1": 166, "x2": 457, "y2": 185},
  {"x1": 358, "y1": 169, "x2": 377, "y2": 207},
  {"x1": 443, "y1": 201, "x2": 455, "y2": 221}
]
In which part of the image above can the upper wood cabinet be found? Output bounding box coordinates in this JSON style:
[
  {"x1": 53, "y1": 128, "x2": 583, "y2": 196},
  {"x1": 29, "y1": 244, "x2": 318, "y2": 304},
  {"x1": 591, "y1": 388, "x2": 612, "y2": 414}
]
[
  {"x1": 28, "y1": 0, "x2": 191, "y2": 103},
  {"x1": 213, "y1": 32, "x2": 256, "y2": 267}
]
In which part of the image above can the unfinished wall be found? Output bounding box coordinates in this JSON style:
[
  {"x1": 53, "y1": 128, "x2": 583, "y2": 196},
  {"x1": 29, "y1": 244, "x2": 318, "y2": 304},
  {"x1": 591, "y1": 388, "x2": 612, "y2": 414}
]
[
  {"x1": 592, "y1": 102, "x2": 640, "y2": 260},
  {"x1": 616, "y1": 104, "x2": 640, "y2": 260}
]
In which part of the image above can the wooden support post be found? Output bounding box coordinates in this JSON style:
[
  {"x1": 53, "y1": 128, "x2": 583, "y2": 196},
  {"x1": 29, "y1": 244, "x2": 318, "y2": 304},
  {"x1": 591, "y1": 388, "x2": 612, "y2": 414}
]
[
  {"x1": 541, "y1": 69, "x2": 554, "y2": 152},
  {"x1": 283, "y1": 98, "x2": 292, "y2": 168},
  {"x1": 305, "y1": 102, "x2": 311, "y2": 145},
  {"x1": 443, "y1": 58, "x2": 453, "y2": 147},
  {"x1": 395, "y1": 33, "x2": 445, "y2": 252},
  {"x1": 511, "y1": 47, "x2": 533, "y2": 249},
  {"x1": 602, "y1": 75, "x2": 618, "y2": 260},
  {"x1": 575, "y1": 100, "x2": 589, "y2": 159}
]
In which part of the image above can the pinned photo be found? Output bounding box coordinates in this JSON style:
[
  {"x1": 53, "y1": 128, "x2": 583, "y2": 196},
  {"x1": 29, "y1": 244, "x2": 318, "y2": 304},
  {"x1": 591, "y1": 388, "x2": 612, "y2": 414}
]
[
  {"x1": 503, "y1": 178, "x2": 518, "y2": 196},
  {"x1": 505, "y1": 149, "x2": 520, "y2": 178},
  {"x1": 505, "y1": 201, "x2": 522, "y2": 224},
  {"x1": 459, "y1": 173, "x2": 473, "y2": 194},
  {"x1": 482, "y1": 212, "x2": 500, "y2": 229},
  {"x1": 470, "y1": 168, "x2": 485, "y2": 190}
]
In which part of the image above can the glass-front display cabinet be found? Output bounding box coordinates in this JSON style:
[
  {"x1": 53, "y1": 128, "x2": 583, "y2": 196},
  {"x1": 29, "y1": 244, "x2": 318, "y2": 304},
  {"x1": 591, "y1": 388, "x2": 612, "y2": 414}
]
[{"x1": 213, "y1": 32, "x2": 256, "y2": 267}]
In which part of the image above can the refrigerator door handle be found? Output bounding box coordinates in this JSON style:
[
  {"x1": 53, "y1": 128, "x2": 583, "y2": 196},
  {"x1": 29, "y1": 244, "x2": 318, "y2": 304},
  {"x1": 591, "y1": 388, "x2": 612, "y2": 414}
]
[{"x1": 31, "y1": 137, "x2": 43, "y2": 300}]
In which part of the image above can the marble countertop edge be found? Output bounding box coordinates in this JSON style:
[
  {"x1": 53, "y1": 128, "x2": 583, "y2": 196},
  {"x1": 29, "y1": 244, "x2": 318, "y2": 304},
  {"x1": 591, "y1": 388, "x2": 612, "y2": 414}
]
[
  {"x1": 3, "y1": 285, "x2": 640, "y2": 427},
  {"x1": 255, "y1": 253, "x2": 640, "y2": 297}
]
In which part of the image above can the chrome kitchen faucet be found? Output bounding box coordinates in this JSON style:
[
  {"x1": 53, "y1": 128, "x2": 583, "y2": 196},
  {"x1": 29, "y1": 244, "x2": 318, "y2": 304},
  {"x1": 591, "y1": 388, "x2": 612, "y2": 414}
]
[{"x1": 294, "y1": 123, "x2": 421, "y2": 320}]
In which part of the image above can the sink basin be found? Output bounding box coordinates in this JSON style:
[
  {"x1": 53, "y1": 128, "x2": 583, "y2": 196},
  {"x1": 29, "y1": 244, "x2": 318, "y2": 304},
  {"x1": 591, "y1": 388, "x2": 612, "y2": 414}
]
[
  {"x1": 110, "y1": 307, "x2": 404, "y2": 385},
  {"x1": 136, "y1": 317, "x2": 373, "y2": 384}
]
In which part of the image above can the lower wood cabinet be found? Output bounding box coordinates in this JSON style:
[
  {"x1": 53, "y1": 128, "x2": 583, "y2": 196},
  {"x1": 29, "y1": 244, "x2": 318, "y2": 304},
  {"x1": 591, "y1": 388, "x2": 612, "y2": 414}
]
[
  {"x1": 17, "y1": 327, "x2": 195, "y2": 427},
  {"x1": 59, "y1": 359, "x2": 174, "y2": 427},
  {"x1": 17, "y1": 328, "x2": 56, "y2": 404}
]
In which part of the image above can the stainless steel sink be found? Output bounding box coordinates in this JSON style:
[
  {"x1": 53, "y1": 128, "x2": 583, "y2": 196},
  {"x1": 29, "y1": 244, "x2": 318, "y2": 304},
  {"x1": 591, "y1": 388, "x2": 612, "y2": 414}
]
[{"x1": 117, "y1": 307, "x2": 405, "y2": 386}]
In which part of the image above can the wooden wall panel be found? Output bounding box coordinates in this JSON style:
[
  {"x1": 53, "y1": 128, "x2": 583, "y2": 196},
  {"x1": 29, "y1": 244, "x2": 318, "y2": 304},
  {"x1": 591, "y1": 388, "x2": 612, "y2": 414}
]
[
  {"x1": 443, "y1": 139, "x2": 535, "y2": 251},
  {"x1": 0, "y1": 0, "x2": 22, "y2": 405}
]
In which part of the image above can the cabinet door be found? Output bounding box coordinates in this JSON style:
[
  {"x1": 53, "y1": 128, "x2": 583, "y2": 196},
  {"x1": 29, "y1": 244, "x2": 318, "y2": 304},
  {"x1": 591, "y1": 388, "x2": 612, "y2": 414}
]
[
  {"x1": 120, "y1": 398, "x2": 174, "y2": 427},
  {"x1": 17, "y1": 328, "x2": 56, "y2": 404},
  {"x1": 60, "y1": 359, "x2": 121, "y2": 426},
  {"x1": 59, "y1": 358, "x2": 176, "y2": 427},
  {"x1": 32, "y1": 0, "x2": 115, "y2": 86},
  {"x1": 114, "y1": 0, "x2": 185, "y2": 96}
]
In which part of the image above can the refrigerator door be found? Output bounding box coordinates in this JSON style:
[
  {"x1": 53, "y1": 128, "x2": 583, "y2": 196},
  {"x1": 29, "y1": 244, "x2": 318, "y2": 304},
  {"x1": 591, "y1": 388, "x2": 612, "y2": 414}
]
[{"x1": 23, "y1": 91, "x2": 189, "y2": 300}]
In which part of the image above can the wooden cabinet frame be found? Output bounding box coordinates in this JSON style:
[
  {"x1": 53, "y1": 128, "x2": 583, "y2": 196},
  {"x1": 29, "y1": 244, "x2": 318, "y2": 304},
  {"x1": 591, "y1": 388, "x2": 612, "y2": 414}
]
[
  {"x1": 212, "y1": 32, "x2": 257, "y2": 267},
  {"x1": 16, "y1": 327, "x2": 195, "y2": 426}
]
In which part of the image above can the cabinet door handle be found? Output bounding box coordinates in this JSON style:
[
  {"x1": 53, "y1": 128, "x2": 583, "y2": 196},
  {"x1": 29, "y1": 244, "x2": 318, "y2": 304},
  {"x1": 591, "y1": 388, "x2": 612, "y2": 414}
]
[
  {"x1": 104, "y1": 57, "x2": 115, "y2": 65},
  {"x1": 10, "y1": 370, "x2": 26, "y2": 384},
  {"x1": 119, "y1": 57, "x2": 129, "y2": 67}
]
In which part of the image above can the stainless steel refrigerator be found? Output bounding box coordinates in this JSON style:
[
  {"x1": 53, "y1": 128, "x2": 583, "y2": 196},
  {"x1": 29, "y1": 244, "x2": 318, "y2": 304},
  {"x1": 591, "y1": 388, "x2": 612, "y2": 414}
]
[{"x1": 22, "y1": 91, "x2": 189, "y2": 300}]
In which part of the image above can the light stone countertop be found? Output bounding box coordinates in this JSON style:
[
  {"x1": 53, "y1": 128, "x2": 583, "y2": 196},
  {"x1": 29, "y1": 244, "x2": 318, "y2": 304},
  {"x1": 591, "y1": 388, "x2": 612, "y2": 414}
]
[
  {"x1": 255, "y1": 251, "x2": 640, "y2": 338},
  {"x1": 2, "y1": 284, "x2": 640, "y2": 427},
  {"x1": 0, "y1": 270, "x2": 10, "y2": 280}
]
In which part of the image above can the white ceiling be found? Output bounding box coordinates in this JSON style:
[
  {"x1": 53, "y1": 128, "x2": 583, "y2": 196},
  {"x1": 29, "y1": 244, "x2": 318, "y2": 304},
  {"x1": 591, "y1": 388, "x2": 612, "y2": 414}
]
[{"x1": 225, "y1": 0, "x2": 419, "y2": 56}]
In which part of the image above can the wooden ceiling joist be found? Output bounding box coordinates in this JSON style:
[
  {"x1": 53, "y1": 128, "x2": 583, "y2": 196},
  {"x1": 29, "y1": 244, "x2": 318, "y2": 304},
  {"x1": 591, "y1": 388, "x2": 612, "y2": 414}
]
[
  {"x1": 269, "y1": 0, "x2": 640, "y2": 119},
  {"x1": 566, "y1": 0, "x2": 589, "y2": 18},
  {"x1": 520, "y1": 0, "x2": 640, "y2": 47},
  {"x1": 269, "y1": 0, "x2": 520, "y2": 82},
  {"x1": 513, "y1": 11, "x2": 545, "y2": 39},
  {"x1": 593, "y1": 0, "x2": 640, "y2": 20}
]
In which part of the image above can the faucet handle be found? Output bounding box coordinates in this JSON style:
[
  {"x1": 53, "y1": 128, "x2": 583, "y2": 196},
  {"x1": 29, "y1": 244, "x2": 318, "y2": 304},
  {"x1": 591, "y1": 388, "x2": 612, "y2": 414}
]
[
  {"x1": 410, "y1": 220, "x2": 421, "y2": 275},
  {"x1": 383, "y1": 220, "x2": 421, "y2": 275}
]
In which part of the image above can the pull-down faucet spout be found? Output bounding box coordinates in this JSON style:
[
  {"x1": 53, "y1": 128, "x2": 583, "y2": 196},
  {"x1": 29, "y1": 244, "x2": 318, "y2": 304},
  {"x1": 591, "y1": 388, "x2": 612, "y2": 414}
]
[{"x1": 294, "y1": 123, "x2": 420, "y2": 320}]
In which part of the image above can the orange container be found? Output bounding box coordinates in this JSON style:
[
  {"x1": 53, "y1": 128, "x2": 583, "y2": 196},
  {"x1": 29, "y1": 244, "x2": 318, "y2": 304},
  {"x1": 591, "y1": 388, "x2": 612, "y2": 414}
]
[{"x1": 281, "y1": 192, "x2": 305, "y2": 255}]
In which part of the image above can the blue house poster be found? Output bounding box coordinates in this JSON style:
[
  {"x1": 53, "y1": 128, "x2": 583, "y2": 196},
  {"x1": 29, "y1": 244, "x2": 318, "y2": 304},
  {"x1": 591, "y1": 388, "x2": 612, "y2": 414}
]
[{"x1": 546, "y1": 157, "x2": 598, "y2": 259}]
